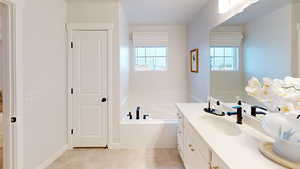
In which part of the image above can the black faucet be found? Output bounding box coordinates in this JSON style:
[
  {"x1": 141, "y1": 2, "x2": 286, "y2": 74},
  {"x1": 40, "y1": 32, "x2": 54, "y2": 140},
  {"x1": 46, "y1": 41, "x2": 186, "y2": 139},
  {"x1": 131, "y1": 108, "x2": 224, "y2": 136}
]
[
  {"x1": 227, "y1": 107, "x2": 243, "y2": 125},
  {"x1": 136, "y1": 107, "x2": 141, "y2": 120},
  {"x1": 297, "y1": 114, "x2": 300, "y2": 120},
  {"x1": 143, "y1": 115, "x2": 150, "y2": 120},
  {"x1": 127, "y1": 112, "x2": 133, "y2": 120},
  {"x1": 204, "y1": 100, "x2": 225, "y2": 116},
  {"x1": 251, "y1": 106, "x2": 267, "y2": 117}
]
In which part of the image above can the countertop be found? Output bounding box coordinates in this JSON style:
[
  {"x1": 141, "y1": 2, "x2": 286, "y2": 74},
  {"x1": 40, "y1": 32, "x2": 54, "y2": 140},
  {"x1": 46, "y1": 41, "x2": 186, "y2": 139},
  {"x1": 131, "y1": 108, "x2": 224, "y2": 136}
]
[{"x1": 176, "y1": 103, "x2": 286, "y2": 169}]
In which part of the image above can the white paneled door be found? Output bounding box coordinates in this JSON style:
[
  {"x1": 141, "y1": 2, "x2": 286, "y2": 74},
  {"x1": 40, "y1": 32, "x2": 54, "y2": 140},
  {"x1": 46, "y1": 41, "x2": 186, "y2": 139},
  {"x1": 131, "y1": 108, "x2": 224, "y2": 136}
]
[{"x1": 71, "y1": 30, "x2": 108, "y2": 147}]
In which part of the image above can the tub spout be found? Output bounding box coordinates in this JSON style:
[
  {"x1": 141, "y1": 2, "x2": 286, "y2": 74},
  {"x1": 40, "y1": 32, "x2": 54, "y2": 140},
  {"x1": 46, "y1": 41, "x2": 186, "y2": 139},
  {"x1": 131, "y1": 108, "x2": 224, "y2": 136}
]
[
  {"x1": 136, "y1": 107, "x2": 141, "y2": 120},
  {"x1": 143, "y1": 115, "x2": 149, "y2": 120}
]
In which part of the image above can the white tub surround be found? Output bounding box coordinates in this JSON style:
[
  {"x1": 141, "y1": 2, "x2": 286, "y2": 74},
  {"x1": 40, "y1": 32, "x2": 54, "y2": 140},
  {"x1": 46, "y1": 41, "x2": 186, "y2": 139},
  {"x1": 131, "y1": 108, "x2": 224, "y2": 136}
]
[
  {"x1": 120, "y1": 119, "x2": 177, "y2": 149},
  {"x1": 121, "y1": 102, "x2": 179, "y2": 148},
  {"x1": 177, "y1": 103, "x2": 285, "y2": 169}
]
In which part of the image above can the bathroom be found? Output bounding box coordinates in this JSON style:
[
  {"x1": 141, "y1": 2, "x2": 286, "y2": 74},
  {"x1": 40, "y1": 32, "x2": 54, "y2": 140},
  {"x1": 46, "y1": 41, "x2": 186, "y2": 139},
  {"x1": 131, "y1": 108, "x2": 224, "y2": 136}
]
[{"x1": 1, "y1": 0, "x2": 300, "y2": 169}]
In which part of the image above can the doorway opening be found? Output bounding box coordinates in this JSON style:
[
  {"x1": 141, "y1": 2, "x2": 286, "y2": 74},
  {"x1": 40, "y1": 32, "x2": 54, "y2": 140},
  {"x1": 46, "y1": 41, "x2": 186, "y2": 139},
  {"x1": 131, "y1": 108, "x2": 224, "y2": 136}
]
[{"x1": 0, "y1": 1, "x2": 16, "y2": 169}]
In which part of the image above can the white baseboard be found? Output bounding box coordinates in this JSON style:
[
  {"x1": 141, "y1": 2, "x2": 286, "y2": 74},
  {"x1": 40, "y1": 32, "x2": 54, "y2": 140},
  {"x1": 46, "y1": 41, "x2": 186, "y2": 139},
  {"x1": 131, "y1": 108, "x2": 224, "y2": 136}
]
[
  {"x1": 36, "y1": 144, "x2": 68, "y2": 169},
  {"x1": 108, "y1": 143, "x2": 121, "y2": 149}
]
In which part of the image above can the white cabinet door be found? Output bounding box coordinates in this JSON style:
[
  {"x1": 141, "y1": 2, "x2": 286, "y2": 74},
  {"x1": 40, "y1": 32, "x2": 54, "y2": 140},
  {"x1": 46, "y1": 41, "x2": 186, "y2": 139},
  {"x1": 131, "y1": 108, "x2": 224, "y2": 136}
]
[
  {"x1": 185, "y1": 136, "x2": 210, "y2": 169},
  {"x1": 71, "y1": 30, "x2": 108, "y2": 147},
  {"x1": 184, "y1": 120, "x2": 210, "y2": 169}
]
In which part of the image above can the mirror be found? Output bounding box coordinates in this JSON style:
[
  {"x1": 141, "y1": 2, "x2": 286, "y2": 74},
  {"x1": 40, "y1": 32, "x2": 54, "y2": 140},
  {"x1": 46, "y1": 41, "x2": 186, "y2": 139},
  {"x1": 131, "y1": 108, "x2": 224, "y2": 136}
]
[{"x1": 209, "y1": 0, "x2": 300, "y2": 119}]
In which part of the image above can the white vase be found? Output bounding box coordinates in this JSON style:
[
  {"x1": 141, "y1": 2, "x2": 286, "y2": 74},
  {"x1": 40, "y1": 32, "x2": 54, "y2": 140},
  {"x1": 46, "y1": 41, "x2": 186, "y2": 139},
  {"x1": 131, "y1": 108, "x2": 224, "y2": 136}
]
[
  {"x1": 261, "y1": 113, "x2": 300, "y2": 162},
  {"x1": 273, "y1": 139, "x2": 300, "y2": 163}
]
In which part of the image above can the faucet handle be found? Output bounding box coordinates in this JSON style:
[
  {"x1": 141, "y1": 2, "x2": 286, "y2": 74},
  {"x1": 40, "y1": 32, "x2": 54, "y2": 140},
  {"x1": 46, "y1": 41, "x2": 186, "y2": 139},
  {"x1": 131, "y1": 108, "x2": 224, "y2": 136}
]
[{"x1": 143, "y1": 115, "x2": 150, "y2": 120}]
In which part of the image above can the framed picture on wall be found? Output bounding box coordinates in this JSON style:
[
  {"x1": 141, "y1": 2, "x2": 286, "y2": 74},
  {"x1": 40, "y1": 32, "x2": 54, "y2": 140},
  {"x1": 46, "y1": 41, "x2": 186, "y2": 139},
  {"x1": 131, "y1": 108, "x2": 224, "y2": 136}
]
[{"x1": 190, "y1": 49, "x2": 199, "y2": 73}]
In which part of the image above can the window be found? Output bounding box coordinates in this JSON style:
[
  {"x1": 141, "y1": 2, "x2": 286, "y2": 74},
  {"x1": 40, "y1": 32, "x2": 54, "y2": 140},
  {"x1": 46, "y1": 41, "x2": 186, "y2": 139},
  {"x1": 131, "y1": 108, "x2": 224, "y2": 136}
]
[
  {"x1": 135, "y1": 47, "x2": 168, "y2": 71},
  {"x1": 210, "y1": 47, "x2": 239, "y2": 71}
]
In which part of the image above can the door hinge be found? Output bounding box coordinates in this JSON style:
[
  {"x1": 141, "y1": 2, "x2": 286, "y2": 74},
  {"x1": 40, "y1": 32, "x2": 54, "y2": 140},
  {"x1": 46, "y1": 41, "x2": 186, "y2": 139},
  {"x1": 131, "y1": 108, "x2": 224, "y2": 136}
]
[
  {"x1": 71, "y1": 129, "x2": 74, "y2": 135},
  {"x1": 71, "y1": 42, "x2": 74, "y2": 48},
  {"x1": 71, "y1": 88, "x2": 74, "y2": 94},
  {"x1": 11, "y1": 117, "x2": 17, "y2": 123}
]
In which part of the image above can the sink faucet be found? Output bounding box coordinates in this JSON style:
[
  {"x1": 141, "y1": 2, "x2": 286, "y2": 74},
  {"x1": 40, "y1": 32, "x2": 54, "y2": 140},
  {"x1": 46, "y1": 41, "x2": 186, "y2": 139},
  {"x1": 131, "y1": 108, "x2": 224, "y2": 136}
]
[
  {"x1": 297, "y1": 114, "x2": 300, "y2": 120},
  {"x1": 227, "y1": 107, "x2": 243, "y2": 125},
  {"x1": 251, "y1": 106, "x2": 267, "y2": 117}
]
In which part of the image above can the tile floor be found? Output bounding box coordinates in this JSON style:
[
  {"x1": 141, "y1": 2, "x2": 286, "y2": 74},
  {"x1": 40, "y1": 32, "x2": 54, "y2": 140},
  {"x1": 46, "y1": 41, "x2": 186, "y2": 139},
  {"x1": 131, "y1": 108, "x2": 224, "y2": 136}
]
[{"x1": 47, "y1": 148, "x2": 185, "y2": 169}]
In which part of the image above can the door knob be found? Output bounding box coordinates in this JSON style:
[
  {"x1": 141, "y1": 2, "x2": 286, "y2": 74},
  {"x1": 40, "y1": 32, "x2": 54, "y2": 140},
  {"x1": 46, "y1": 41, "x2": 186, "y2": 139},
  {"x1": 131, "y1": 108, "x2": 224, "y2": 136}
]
[{"x1": 101, "y1": 97, "x2": 107, "y2": 103}]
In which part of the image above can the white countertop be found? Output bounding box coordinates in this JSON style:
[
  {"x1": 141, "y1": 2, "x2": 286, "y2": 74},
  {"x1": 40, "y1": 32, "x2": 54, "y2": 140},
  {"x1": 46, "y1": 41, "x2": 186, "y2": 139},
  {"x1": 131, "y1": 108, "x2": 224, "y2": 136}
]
[{"x1": 176, "y1": 103, "x2": 286, "y2": 169}]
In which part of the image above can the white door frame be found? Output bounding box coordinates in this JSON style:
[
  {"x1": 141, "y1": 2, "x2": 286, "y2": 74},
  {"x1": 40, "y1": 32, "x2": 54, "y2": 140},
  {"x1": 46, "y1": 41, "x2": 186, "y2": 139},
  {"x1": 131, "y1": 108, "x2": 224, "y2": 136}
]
[
  {"x1": 0, "y1": 0, "x2": 19, "y2": 169},
  {"x1": 66, "y1": 23, "x2": 114, "y2": 148},
  {"x1": 297, "y1": 23, "x2": 300, "y2": 76}
]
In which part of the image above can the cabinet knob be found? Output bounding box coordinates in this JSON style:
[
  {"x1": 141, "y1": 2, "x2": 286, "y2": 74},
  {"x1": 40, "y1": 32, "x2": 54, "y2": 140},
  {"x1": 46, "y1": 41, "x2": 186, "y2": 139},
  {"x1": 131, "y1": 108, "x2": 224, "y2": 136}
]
[
  {"x1": 209, "y1": 163, "x2": 219, "y2": 169},
  {"x1": 190, "y1": 148, "x2": 195, "y2": 152},
  {"x1": 188, "y1": 144, "x2": 192, "y2": 148},
  {"x1": 101, "y1": 97, "x2": 107, "y2": 102}
]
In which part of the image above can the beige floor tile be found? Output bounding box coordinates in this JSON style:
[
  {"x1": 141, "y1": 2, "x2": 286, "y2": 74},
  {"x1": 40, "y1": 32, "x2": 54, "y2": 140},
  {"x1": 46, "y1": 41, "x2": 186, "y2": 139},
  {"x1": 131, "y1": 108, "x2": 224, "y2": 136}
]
[{"x1": 46, "y1": 148, "x2": 184, "y2": 169}]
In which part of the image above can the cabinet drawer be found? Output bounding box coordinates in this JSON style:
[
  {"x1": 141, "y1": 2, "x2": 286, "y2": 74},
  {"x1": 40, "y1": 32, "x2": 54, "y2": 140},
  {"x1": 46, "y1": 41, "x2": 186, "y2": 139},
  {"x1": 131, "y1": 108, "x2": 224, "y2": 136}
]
[{"x1": 185, "y1": 119, "x2": 211, "y2": 161}]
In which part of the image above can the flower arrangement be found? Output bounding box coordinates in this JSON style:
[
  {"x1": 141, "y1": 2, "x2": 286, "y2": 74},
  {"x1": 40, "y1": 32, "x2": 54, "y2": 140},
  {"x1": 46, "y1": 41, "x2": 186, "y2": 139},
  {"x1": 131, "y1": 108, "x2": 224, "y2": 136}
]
[
  {"x1": 245, "y1": 76, "x2": 300, "y2": 113},
  {"x1": 245, "y1": 76, "x2": 300, "y2": 162}
]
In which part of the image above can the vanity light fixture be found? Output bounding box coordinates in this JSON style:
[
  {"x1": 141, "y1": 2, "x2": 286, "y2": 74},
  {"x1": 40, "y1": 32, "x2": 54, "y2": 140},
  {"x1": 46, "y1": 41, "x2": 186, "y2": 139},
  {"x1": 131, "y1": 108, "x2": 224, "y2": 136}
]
[{"x1": 218, "y1": 0, "x2": 260, "y2": 14}]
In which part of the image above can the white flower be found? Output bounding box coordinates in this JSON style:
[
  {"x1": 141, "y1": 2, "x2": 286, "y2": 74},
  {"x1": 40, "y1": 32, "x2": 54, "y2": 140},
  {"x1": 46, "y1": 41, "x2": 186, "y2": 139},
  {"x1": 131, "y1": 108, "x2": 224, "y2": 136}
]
[
  {"x1": 245, "y1": 76, "x2": 300, "y2": 113},
  {"x1": 249, "y1": 77, "x2": 261, "y2": 88}
]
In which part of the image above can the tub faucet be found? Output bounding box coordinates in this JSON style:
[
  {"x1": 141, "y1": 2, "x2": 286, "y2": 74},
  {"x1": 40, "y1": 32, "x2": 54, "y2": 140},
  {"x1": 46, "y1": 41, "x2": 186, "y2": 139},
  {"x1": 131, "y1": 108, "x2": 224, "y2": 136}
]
[
  {"x1": 127, "y1": 112, "x2": 133, "y2": 120},
  {"x1": 143, "y1": 115, "x2": 150, "y2": 120},
  {"x1": 136, "y1": 107, "x2": 141, "y2": 120}
]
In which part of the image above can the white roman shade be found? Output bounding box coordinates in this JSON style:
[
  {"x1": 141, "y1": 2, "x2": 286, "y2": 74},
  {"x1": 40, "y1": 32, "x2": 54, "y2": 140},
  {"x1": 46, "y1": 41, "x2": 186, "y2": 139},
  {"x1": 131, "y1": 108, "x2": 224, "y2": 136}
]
[
  {"x1": 210, "y1": 32, "x2": 244, "y2": 47},
  {"x1": 132, "y1": 32, "x2": 169, "y2": 47}
]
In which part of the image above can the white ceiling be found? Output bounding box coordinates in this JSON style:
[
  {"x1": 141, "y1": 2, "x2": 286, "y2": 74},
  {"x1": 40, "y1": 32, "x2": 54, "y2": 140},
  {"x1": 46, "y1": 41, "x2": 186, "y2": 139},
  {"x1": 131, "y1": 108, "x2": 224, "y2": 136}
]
[{"x1": 122, "y1": 0, "x2": 208, "y2": 24}]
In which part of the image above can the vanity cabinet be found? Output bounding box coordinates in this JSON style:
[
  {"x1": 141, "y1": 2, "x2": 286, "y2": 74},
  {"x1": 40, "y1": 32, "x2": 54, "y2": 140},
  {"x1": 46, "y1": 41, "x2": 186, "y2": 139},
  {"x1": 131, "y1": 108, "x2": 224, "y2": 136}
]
[
  {"x1": 177, "y1": 103, "x2": 285, "y2": 169},
  {"x1": 177, "y1": 112, "x2": 230, "y2": 169}
]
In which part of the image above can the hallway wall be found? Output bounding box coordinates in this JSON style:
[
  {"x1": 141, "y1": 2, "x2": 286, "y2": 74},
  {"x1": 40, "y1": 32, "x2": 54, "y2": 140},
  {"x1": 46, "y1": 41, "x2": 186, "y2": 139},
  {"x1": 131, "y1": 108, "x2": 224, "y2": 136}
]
[
  {"x1": 22, "y1": 0, "x2": 67, "y2": 168},
  {"x1": 119, "y1": 3, "x2": 130, "y2": 107}
]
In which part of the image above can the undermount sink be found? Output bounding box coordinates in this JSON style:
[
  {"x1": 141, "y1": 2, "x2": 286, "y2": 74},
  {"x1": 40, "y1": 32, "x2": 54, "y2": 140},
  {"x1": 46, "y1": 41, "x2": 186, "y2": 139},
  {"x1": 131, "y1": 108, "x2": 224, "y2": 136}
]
[{"x1": 198, "y1": 115, "x2": 242, "y2": 136}]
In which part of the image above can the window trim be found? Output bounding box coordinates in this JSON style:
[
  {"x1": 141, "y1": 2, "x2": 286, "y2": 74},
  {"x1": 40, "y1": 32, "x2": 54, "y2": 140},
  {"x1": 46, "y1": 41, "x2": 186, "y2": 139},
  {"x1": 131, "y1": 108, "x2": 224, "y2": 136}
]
[
  {"x1": 134, "y1": 46, "x2": 169, "y2": 72},
  {"x1": 210, "y1": 46, "x2": 240, "y2": 72}
]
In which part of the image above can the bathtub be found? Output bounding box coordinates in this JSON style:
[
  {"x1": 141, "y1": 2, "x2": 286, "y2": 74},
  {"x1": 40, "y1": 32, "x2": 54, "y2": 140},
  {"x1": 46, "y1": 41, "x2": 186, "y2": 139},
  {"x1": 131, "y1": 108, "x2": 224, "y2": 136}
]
[{"x1": 120, "y1": 104, "x2": 179, "y2": 149}]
